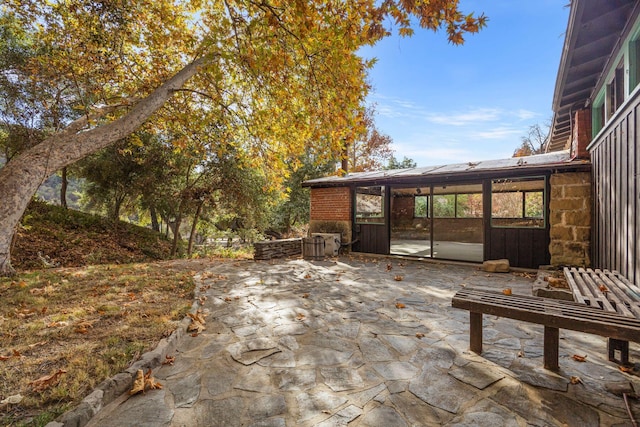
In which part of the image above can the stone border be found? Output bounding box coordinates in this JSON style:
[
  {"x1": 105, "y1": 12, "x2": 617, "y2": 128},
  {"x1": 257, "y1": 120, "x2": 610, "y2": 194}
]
[{"x1": 45, "y1": 300, "x2": 200, "y2": 427}]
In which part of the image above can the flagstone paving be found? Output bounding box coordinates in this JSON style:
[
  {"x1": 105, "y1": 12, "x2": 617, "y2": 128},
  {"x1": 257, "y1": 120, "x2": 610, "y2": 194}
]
[{"x1": 55, "y1": 256, "x2": 639, "y2": 426}]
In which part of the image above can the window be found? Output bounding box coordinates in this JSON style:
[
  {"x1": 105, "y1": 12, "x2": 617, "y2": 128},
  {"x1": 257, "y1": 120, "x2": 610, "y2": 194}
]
[
  {"x1": 355, "y1": 186, "x2": 384, "y2": 224},
  {"x1": 456, "y1": 193, "x2": 483, "y2": 218},
  {"x1": 631, "y1": 36, "x2": 640, "y2": 91},
  {"x1": 414, "y1": 195, "x2": 428, "y2": 218},
  {"x1": 491, "y1": 177, "x2": 545, "y2": 228},
  {"x1": 433, "y1": 194, "x2": 455, "y2": 217},
  {"x1": 606, "y1": 61, "x2": 625, "y2": 120},
  {"x1": 592, "y1": 92, "x2": 605, "y2": 137}
]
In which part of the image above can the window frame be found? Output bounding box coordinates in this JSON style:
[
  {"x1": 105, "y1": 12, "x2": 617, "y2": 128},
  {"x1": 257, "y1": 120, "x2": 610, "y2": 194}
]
[
  {"x1": 355, "y1": 186, "x2": 385, "y2": 224},
  {"x1": 490, "y1": 177, "x2": 546, "y2": 229}
]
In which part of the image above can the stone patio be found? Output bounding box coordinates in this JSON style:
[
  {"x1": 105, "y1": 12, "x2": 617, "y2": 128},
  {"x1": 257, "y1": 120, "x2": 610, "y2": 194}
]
[{"x1": 54, "y1": 256, "x2": 639, "y2": 426}]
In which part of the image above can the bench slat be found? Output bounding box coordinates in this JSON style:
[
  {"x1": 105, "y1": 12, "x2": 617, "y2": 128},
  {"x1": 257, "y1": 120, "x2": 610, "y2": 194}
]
[
  {"x1": 452, "y1": 289, "x2": 640, "y2": 343},
  {"x1": 580, "y1": 268, "x2": 617, "y2": 312},
  {"x1": 595, "y1": 270, "x2": 637, "y2": 317},
  {"x1": 564, "y1": 267, "x2": 590, "y2": 305}
]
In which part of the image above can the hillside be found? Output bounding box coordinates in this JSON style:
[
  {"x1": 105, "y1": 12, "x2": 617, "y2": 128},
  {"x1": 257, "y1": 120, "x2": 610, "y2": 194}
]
[{"x1": 11, "y1": 201, "x2": 175, "y2": 271}]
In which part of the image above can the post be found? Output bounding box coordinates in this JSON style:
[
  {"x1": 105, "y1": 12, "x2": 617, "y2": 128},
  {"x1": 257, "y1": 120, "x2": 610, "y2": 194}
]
[
  {"x1": 469, "y1": 312, "x2": 483, "y2": 354},
  {"x1": 544, "y1": 326, "x2": 560, "y2": 371}
]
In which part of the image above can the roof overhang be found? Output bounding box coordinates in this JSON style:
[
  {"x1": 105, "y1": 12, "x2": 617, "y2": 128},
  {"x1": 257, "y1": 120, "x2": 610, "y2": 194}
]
[
  {"x1": 303, "y1": 151, "x2": 590, "y2": 188},
  {"x1": 547, "y1": 0, "x2": 638, "y2": 152}
]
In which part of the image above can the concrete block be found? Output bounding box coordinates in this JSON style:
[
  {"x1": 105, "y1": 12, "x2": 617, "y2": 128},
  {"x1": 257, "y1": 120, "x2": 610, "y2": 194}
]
[{"x1": 482, "y1": 259, "x2": 510, "y2": 273}]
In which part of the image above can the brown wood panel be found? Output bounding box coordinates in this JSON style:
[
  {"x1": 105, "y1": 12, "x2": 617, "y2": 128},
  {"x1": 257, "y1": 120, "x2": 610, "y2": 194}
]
[
  {"x1": 487, "y1": 227, "x2": 549, "y2": 269},
  {"x1": 590, "y1": 94, "x2": 640, "y2": 282},
  {"x1": 355, "y1": 223, "x2": 388, "y2": 254}
]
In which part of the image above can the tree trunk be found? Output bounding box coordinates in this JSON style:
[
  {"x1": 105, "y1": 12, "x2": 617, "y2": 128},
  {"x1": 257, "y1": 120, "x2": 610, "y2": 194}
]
[
  {"x1": 187, "y1": 200, "x2": 204, "y2": 256},
  {"x1": 171, "y1": 212, "x2": 183, "y2": 257},
  {"x1": 60, "y1": 167, "x2": 68, "y2": 209},
  {"x1": 150, "y1": 205, "x2": 160, "y2": 232},
  {"x1": 0, "y1": 56, "x2": 207, "y2": 276}
]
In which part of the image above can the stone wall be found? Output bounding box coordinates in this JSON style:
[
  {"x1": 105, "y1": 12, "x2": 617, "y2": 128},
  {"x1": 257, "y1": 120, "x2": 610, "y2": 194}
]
[
  {"x1": 549, "y1": 172, "x2": 591, "y2": 267},
  {"x1": 309, "y1": 187, "x2": 352, "y2": 246},
  {"x1": 254, "y1": 238, "x2": 302, "y2": 260}
]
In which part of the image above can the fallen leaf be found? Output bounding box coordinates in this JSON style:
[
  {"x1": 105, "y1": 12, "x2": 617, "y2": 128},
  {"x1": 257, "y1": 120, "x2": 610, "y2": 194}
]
[
  {"x1": 572, "y1": 354, "x2": 587, "y2": 362},
  {"x1": 224, "y1": 296, "x2": 232, "y2": 302},
  {"x1": 29, "y1": 369, "x2": 67, "y2": 392},
  {"x1": 386, "y1": 264, "x2": 393, "y2": 271},
  {"x1": 12, "y1": 349, "x2": 20, "y2": 357},
  {"x1": 415, "y1": 333, "x2": 425, "y2": 339},
  {"x1": 162, "y1": 355, "x2": 175, "y2": 366},
  {"x1": 619, "y1": 365, "x2": 634, "y2": 373},
  {"x1": 570, "y1": 376, "x2": 582, "y2": 385},
  {"x1": 0, "y1": 355, "x2": 10, "y2": 361},
  {"x1": 187, "y1": 311, "x2": 206, "y2": 334},
  {"x1": 301, "y1": 293, "x2": 310, "y2": 298},
  {"x1": 517, "y1": 350, "x2": 524, "y2": 357},
  {"x1": 599, "y1": 284, "x2": 609, "y2": 293},
  {"x1": 395, "y1": 302, "x2": 406, "y2": 309},
  {"x1": 394, "y1": 275, "x2": 403, "y2": 281},
  {"x1": 502, "y1": 288, "x2": 512, "y2": 296},
  {"x1": 296, "y1": 313, "x2": 306, "y2": 320},
  {"x1": 144, "y1": 369, "x2": 163, "y2": 390},
  {"x1": 130, "y1": 369, "x2": 145, "y2": 395},
  {"x1": 0, "y1": 394, "x2": 23, "y2": 405},
  {"x1": 304, "y1": 274, "x2": 311, "y2": 279}
]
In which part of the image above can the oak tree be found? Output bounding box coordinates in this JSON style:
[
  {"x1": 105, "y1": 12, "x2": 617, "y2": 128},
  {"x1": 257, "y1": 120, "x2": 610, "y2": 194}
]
[{"x1": 0, "y1": 0, "x2": 485, "y2": 275}]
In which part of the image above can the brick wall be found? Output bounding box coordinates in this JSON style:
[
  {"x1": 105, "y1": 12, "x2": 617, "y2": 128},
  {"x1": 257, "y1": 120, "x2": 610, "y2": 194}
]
[
  {"x1": 310, "y1": 187, "x2": 352, "y2": 221},
  {"x1": 549, "y1": 172, "x2": 592, "y2": 266},
  {"x1": 571, "y1": 108, "x2": 591, "y2": 160},
  {"x1": 309, "y1": 187, "x2": 352, "y2": 245}
]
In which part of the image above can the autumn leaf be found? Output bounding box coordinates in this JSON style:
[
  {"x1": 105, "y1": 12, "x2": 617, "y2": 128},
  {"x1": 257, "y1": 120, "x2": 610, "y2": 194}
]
[
  {"x1": 0, "y1": 355, "x2": 10, "y2": 361},
  {"x1": 304, "y1": 274, "x2": 311, "y2": 279},
  {"x1": 163, "y1": 355, "x2": 175, "y2": 365},
  {"x1": 296, "y1": 313, "x2": 306, "y2": 321},
  {"x1": 502, "y1": 288, "x2": 512, "y2": 296},
  {"x1": 29, "y1": 369, "x2": 67, "y2": 392},
  {"x1": 570, "y1": 376, "x2": 582, "y2": 385},
  {"x1": 619, "y1": 365, "x2": 634, "y2": 373},
  {"x1": 395, "y1": 302, "x2": 406, "y2": 309},
  {"x1": 187, "y1": 311, "x2": 206, "y2": 334},
  {"x1": 598, "y1": 284, "x2": 609, "y2": 293},
  {"x1": 130, "y1": 369, "x2": 145, "y2": 395},
  {"x1": 394, "y1": 275, "x2": 403, "y2": 281},
  {"x1": 572, "y1": 354, "x2": 587, "y2": 362},
  {"x1": 301, "y1": 293, "x2": 310, "y2": 298},
  {"x1": 144, "y1": 369, "x2": 163, "y2": 390},
  {"x1": 415, "y1": 332, "x2": 425, "y2": 339},
  {"x1": 386, "y1": 263, "x2": 392, "y2": 271},
  {"x1": 0, "y1": 394, "x2": 23, "y2": 405}
]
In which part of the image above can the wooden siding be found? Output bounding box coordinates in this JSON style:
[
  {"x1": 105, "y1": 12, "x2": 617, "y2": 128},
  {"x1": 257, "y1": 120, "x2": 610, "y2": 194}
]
[
  {"x1": 354, "y1": 224, "x2": 389, "y2": 254},
  {"x1": 590, "y1": 93, "x2": 640, "y2": 284},
  {"x1": 486, "y1": 227, "x2": 550, "y2": 269}
]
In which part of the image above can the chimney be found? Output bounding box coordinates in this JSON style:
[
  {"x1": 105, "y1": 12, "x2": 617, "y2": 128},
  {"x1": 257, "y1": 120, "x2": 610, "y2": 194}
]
[{"x1": 571, "y1": 108, "x2": 591, "y2": 160}]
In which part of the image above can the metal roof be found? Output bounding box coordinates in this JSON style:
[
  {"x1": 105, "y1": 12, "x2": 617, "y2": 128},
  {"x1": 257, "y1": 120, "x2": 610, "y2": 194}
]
[
  {"x1": 303, "y1": 150, "x2": 590, "y2": 187},
  {"x1": 547, "y1": 0, "x2": 638, "y2": 152}
]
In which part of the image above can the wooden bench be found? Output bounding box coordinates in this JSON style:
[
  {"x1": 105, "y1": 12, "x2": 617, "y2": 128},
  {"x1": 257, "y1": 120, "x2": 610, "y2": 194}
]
[
  {"x1": 564, "y1": 267, "x2": 640, "y2": 364},
  {"x1": 451, "y1": 288, "x2": 640, "y2": 371}
]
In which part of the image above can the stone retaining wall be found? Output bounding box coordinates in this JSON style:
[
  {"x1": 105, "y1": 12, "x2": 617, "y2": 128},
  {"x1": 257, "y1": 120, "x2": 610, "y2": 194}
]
[
  {"x1": 253, "y1": 238, "x2": 302, "y2": 260},
  {"x1": 549, "y1": 172, "x2": 591, "y2": 267}
]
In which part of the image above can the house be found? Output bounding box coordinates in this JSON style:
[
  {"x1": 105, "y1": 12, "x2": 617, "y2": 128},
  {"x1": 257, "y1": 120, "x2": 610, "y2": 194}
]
[
  {"x1": 304, "y1": 0, "x2": 640, "y2": 272},
  {"x1": 303, "y1": 151, "x2": 590, "y2": 269},
  {"x1": 547, "y1": 0, "x2": 640, "y2": 283}
]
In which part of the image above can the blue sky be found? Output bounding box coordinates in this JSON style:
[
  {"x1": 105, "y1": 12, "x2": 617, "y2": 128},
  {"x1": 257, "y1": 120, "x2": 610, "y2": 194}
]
[{"x1": 359, "y1": 1, "x2": 570, "y2": 167}]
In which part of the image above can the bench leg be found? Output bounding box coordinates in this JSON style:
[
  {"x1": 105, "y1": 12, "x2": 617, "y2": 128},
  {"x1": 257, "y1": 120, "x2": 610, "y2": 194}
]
[
  {"x1": 544, "y1": 326, "x2": 559, "y2": 372},
  {"x1": 608, "y1": 338, "x2": 630, "y2": 365},
  {"x1": 469, "y1": 312, "x2": 482, "y2": 354}
]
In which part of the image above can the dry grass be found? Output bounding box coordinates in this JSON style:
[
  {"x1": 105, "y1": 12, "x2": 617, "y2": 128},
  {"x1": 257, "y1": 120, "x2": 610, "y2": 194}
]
[{"x1": 0, "y1": 259, "x2": 209, "y2": 426}]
